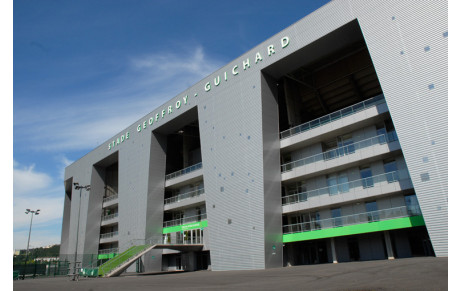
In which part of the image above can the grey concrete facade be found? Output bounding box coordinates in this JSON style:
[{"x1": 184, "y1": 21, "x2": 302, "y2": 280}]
[{"x1": 60, "y1": 0, "x2": 448, "y2": 273}]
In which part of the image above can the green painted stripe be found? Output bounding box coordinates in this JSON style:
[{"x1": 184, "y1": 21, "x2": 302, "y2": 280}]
[
  {"x1": 163, "y1": 220, "x2": 208, "y2": 234},
  {"x1": 283, "y1": 216, "x2": 425, "y2": 243},
  {"x1": 97, "y1": 253, "x2": 117, "y2": 260}
]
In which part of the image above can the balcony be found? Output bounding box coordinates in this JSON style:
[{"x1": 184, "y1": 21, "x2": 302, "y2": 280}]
[
  {"x1": 280, "y1": 94, "x2": 386, "y2": 140},
  {"x1": 281, "y1": 132, "x2": 400, "y2": 182},
  {"x1": 282, "y1": 170, "x2": 413, "y2": 213},
  {"x1": 101, "y1": 213, "x2": 119, "y2": 226},
  {"x1": 103, "y1": 194, "x2": 118, "y2": 203},
  {"x1": 283, "y1": 205, "x2": 422, "y2": 235},
  {"x1": 99, "y1": 231, "x2": 119, "y2": 244},
  {"x1": 165, "y1": 188, "x2": 204, "y2": 205},
  {"x1": 165, "y1": 163, "x2": 203, "y2": 187},
  {"x1": 163, "y1": 213, "x2": 207, "y2": 228},
  {"x1": 165, "y1": 162, "x2": 202, "y2": 180},
  {"x1": 102, "y1": 194, "x2": 119, "y2": 208},
  {"x1": 164, "y1": 188, "x2": 205, "y2": 211},
  {"x1": 100, "y1": 231, "x2": 119, "y2": 239}
]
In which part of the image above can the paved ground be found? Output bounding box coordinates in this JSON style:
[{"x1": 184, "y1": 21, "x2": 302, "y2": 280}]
[{"x1": 13, "y1": 257, "x2": 447, "y2": 291}]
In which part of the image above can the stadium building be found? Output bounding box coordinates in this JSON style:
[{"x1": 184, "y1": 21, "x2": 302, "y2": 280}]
[{"x1": 60, "y1": 0, "x2": 447, "y2": 275}]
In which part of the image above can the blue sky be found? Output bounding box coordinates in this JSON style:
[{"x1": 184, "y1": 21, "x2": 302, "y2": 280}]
[{"x1": 12, "y1": 0, "x2": 330, "y2": 251}]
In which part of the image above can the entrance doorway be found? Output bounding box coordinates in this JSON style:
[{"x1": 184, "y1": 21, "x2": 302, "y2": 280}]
[{"x1": 348, "y1": 238, "x2": 360, "y2": 261}]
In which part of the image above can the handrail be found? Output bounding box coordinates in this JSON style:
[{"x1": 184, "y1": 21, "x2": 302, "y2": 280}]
[
  {"x1": 98, "y1": 235, "x2": 166, "y2": 276},
  {"x1": 280, "y1": 94, "x2": 385, "y2": 139},
  {"x1": 100, "y1": 231, "x2": 119, "y2": 239},
  {"x1": 163, "y1": 213, "x2": 207, "y2": 228},
  {"x1": 282, "y1": 170, "x2": 411, "y2": 205},
  {"x1": 101, "y1": 213, "x2": 119, "y2": 221},
  {"x1": 103, "y1": 194, "x2": 118, "y2": 203},
  {"x1": 86, "y1": 235, "x2": 162, "y2": 271},
  {"x1": 165, "y1": 162, "x2": 202, "y2": 181},
  {"x1": 281, "y1": 132, "x2": 398, "y2": 173},
  {"x1": 283, "y1": 205, "x2": 422, "y2": 234},
  {"x1": 164, "y1": 188, "x2": 205, "y2": 205}
]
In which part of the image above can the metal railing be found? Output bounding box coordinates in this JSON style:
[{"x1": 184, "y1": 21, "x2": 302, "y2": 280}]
[
  {"x1": 103, "y1": 194, "x2": 118, "y2": 203},
  {"x1": 101, "y1": 213, "x2": 118, "y2": 221},
  {"x1": 280, "y1": 94, "x2": 385, "y2": 139},
  {"x1": 98, "y1": 248, "x2": 119, "y2": 255},
  {"x1": 282, "y1": 170, "x2": 411, "y2": 205},
  {"x1": 164, "y1": 188, "x2": 205, "y2": 205},
  {"x1": 283, "y1": 205, "x2": 422, "y2": 234},
  {"x1": 100, "y1": 231, "x2": 119, "y2": 239},
  {"x1": 162, "y1": 231, "x2": 204, "y2": 245},
  {"x1": 165, "y1": 162, "x2": 203, "y2": 181},
  {"x1": 281, "y1": 132, "x2": 398, "y2": 173},
  {"x1": 163, "y1": 213, "x2": 207, "y2": 228}
]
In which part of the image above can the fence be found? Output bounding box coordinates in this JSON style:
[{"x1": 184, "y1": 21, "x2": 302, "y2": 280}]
[{"x1": 13, "y1": 260, "x2": 69, "y2": 279}]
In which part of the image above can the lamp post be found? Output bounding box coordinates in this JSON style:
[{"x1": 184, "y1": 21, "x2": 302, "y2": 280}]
[
  {"x1": 72, "y1": 182, "x2": 90, "y2": 281},
  {"x1": 23, "y1": 209, "x2": 40, "y2": 280}
]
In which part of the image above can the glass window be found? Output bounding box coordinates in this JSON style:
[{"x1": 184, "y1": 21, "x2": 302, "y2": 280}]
[
  {"x1": 313, "y1": 212, "x2": 321, "y2": 230},
  {"x1": 323, "y1": 139, "x2": 338, "y2": 160},
  {"x1": 331, "y1": 208, "x2": 342, "y2": 227},
  {"x1": 360, "y1": 167, "x2": 374, "y2": 188},
  {"x1": 405, "y1": 194, "x2": 421, "y2": 216},
  {"x1": 338, "y1": 133, "x2": 355, "y2": 155},
  {"x1": 385, "y1": 120, "x2": 398, "y2": 142},
  {"x1": 298, "y1": 182, "x2": 308, "y2": 202},
  {"x1": 290, "y1": 214, "x2": 304, "y2": 233},
  {"x1": 338, "y1": 173, "x2": 350, "y2": 193},
  {"x1": 327, "y1": 174, "x2": 338, "y2": 195},
  {"x1": 384, "y1": 160, "x2": 399, "y2": 182},
  {"x1": 301, "y1": 214, "x2": 311, "y2": 232},
  {"x1": 376, "y1": 122, "x2": 387, "y2": 143},
  {"x1": 175, "y1": 212, "x2": 184, "y2": 224},
  {"x1": 282, "y1": 154, "x2": 292, "y2": 171},
  {"x1": 327, "y1": 173, "x2": 349, "y2": 195},
  {"x1": 365, "y1": 201, "x2": 379, "y2": 221}
]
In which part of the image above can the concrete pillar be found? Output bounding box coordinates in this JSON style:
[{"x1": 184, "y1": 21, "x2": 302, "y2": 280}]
[
  {"x1": 331, "y1": 237, "x2": 338, "y2": 263},
  {"x1": 384, "y1": 231, "x2": 395, "y2": 260}
]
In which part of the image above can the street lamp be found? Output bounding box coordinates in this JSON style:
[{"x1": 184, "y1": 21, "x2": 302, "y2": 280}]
[
  {"x1": 72, "y1": 182, "x2": 90, "y2": 281},
  {"x1": 23, "y1": 209, "x2": 40, "y2": 280}
]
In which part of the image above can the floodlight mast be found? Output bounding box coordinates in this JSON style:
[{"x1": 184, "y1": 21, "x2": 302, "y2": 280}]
[
  {"x1": 22, "y1": 209, "x2": 40, "y2": 280},
  {"x1": 72, "y1": 182, "x2": 90, "y2": 281}
]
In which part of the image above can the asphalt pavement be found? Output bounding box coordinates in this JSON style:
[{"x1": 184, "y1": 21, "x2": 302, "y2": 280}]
[{"x1": 13, "y1": 257, "x2": 448, "y2": 291}]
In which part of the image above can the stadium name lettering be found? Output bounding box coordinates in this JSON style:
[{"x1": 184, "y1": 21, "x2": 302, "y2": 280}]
[
  {"x1": 108, "y1": 95, "x2": 190, "y2": 150},
  {"x1": 108, "y1": 35, "x2": 290, "y2": 150},
  {"x1": 203, "y1": 36, "x2": 290, "y2": 92}
]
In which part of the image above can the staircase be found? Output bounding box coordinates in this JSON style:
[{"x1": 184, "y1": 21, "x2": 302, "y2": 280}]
[{"x1": 98, "y1": 244, "x2": 156, "y2": 277}]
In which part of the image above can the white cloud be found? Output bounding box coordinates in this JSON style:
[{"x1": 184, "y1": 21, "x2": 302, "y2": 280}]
[
  {"x1": 13, "y1": 161, "x2": 52, "y2": 197},
  {"x1": 13, "y1": 195, "x2": 64, "y2": 230},
  {"x1": 56, "y1": 155, "x2": 74, "y2": 180},
  {"x1": 131, "y1": 46, "x2": 218, "y2": 77},
  {"x1": 13, "y1": 187, "x2": 64, "y2": 250},
  {"x1": 13, "y1": 161, "x2": 64, "y2": 250},
  {"x1": 12, "y1": 45, "x2": 224, "y2": 250},
  {"x1": 14, "y1": 45, "x2": 223, "y2": 153}
]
